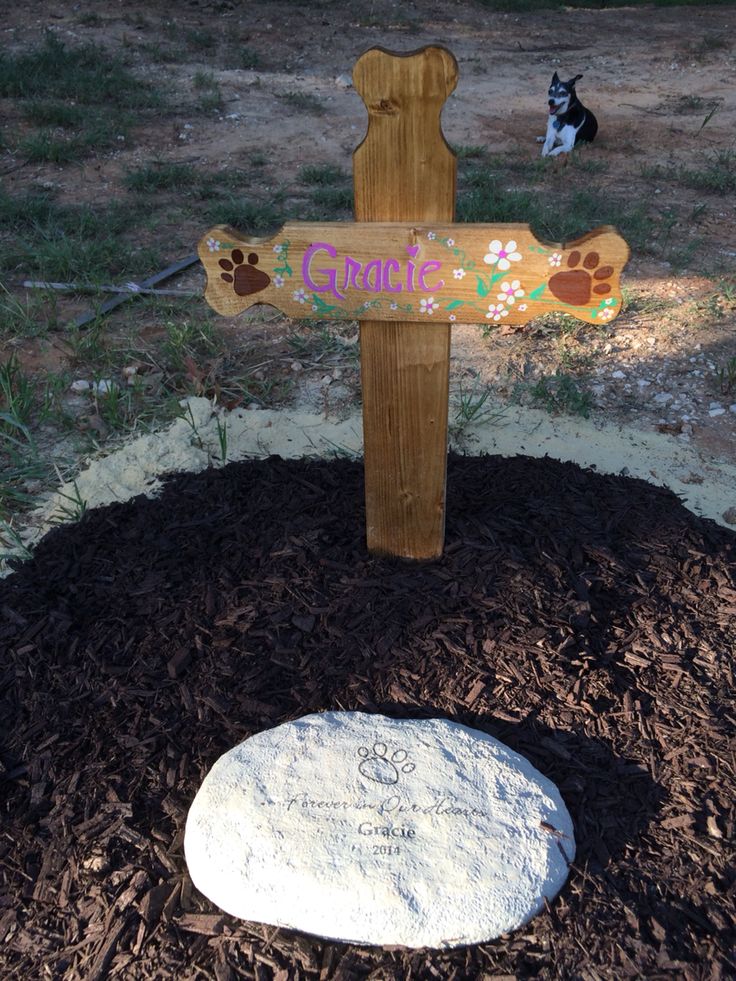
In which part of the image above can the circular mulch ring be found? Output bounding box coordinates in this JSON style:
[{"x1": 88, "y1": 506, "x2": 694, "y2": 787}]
[{"x1": 1, "y1": 454, "x2": 734, "y2": 980}]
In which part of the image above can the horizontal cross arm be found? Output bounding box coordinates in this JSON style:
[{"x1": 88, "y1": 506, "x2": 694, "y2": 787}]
[{"x1": 199, "y1": 222, "x2": 629, "y2": 327}]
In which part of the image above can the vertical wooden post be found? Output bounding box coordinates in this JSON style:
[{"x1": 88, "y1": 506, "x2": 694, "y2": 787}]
[{"x1": 353, "y1": 46, "x2": 458, "y2": 560}]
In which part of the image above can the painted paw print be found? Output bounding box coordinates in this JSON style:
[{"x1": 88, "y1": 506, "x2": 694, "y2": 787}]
[
  {"x1": 357, "y1": 743, "x2": 415, "y2": 785},
  {"x1": 548, "y1": 250, "x2": 614, "y2": 307},
  {"x1": 218, "y1": 248, "x2": 271, "y2": 297}
]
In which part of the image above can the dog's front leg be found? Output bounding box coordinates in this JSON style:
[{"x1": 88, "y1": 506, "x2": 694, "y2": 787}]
[
  {"x1": 546, "y1": 126, "x2": 576, "y2": 157},
  {"x1": 540, "y1": 117, "x2": 557, "y2": 157}
]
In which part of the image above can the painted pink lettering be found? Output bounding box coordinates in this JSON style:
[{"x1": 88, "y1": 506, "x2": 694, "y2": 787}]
[
  {"x1": 342, "y1": 255, "x2": 363, "y2": 295},
  {"x1": 362, "y1": 259, "x2": 382, "y2": 293},
  {"x1": 303, "y1": 243, "x2": 345, "y2": 301},
  {"x1": 382, "y1": 258, "x2": 402, "y2": 293},
  {"x1": 418, "y1": 260, "x2": 444, "y2": 292}
]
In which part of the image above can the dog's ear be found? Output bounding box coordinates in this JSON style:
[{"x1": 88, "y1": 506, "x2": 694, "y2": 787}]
[
  {"x1": 570, "y1": 74, "x2": 583, "y2": 86},
  {"x1": 551, "y1": 71, "x2": 560, "y2": 84}
]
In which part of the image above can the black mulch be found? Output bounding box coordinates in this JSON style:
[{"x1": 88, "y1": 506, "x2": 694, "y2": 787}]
[{"x1": 1, "y1": 454, "x2": 735, "y2": 980}]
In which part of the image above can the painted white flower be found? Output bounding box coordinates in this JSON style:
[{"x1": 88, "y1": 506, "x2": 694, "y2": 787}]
[
  {"x1": 485, "y1": 303, "x2": 508, "y2": 321},
  {"x1": 549, "y1": 252, "x2": 562, "y2": 267},
  {"x1": 446, "y1": 238, "x2": 455, "y2": 247},
  {"x1": 206, "y1": 237, "x2": 221, "y2": 252},
  {"x1": 273, "y1": 274, "x2": 285, "y2": 288},
  {"x1": 497, "y1": 279, "x2": 524, "y2": 305},
  {"x1": 293, "y1": 288, "x2": 307, "y2": 304},
  {"x1": 518, "y1": 303, "x2": 528, "y2": 311},
  {"x1": 390, "y1": 302, "x2": 398, "y2": 310},
  {"x1": 603, "y1": 297, "x2": 615, "y2": 305},
  {"x1": 449, "y1": 313, "x2": 457, "y2": 322},
  {"x1": 453, "y1": 268, "x2": 466, "y2": 280},
  {"x1": 273, "y1": 244, "x2": 284, "y2": 254},
  {"x1": 484, "y1": 239, "x2": 521, "y2": 271},
  {"x1": 598, "y1": 307, "x2": 615, "y2": 321},
  {"x1": 427, "y1": 231, "x2": 437, "y2": 241},
  {"x1": 420, "y1": 296, "x2": 439, "y2": 314}
]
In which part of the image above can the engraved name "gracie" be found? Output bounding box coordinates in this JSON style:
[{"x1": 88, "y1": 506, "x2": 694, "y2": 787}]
[{"x1": 302, "y1": 243, "x2": 444, "y2": 301}]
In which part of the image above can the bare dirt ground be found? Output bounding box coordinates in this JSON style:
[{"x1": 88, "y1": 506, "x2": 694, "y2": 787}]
[{"x1": 1, "y1": 0, "x2": 735, "y2": 537}]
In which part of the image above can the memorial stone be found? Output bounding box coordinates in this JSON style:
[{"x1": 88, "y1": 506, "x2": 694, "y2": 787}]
[{"x1": 185, "y1": 712, "x2": 575, "y2": 948}]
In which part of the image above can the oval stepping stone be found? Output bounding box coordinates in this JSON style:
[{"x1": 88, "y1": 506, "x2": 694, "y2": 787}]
[{"x1": 184, "y1": 712, "x2": 575, "y2": 948}]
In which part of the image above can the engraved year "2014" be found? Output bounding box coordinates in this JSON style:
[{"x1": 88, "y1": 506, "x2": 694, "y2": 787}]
[{"x1": 373, "y1": 844, "x2": 400, "y2": 855}]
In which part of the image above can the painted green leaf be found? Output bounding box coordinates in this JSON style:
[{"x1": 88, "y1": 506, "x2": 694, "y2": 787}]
[
  {"x1": 312, "y1": 294, "x2": 336, "y2": 313},
  {"x1": 476, "y1": 276, "x2": 490, "y2": 298},
  {"x1": 446, "y1": 300, "x2": 464, "y2": 310},
  {"x1": 529, "y1": 283, "x2": 547, "y2": 300}
]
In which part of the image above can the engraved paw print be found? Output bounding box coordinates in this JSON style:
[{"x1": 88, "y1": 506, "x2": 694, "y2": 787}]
[
  {"x1": 218, "y1": 248, "x2": 271, "y2": 297},
  {"x1": 548, "y1": 250, "x2": 614, "y2": 307},
  {"x1": 357, "y1": 743, "x2": 415, "y2": 785}
]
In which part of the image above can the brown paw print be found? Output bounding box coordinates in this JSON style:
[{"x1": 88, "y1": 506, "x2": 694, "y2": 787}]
[
  {"x1": 218, "y1": 249, "x2": 270, "y2": 297},
  {"x1": 549, "y1": 250, "x2": 614, "y2": 306}
]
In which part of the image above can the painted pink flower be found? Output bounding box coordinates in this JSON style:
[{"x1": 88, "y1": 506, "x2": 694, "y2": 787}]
[
  {"x1": 497, "y1": 280, "x2": 524, "y2": 305},
  {"x1": 420, "y1": 296, "x2": 439, "y2": 314},
  {"x1": 485, "y1": 303, "x2": 508, "y2": 321},
  {"x1": 293, "y1": 288, "x2": 307, "y2": 304},
  {"x1": 484, "y1": 239, "x2": 522, "y2": 271}
]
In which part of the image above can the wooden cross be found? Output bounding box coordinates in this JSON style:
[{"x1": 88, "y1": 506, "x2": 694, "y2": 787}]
[{"x1": 199, "y1": 46, "x2": 629, "y2": 560}]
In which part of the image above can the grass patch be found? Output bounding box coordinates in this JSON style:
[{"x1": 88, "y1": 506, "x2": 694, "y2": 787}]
[
  {"x1": 207, "y1": 196, "x2": 283, "y2": 235},
  {"x1": 0, "y1": 285, "x2": 59, "y2": 338},
  {"x1": 277, "y1": 91, "x2": 326, "y2": 115},
  {"x1": 679, "y1": 150, "x2": 736, "y2": 195},
  {"x1": 0, "y1": 34, "x2": 159, "y2": 108},
  {"x1": 458, "y1": 168, "x2": 649, "y2": 250},
  {"x1": 125, "y1": 161, "x2": 201, "y2": 193},
  {"x1": 299, "y1": 164, "x2": 349, "y2": 186},
  {"x1": 0, "y1": 189, "x2": 156, "y2": 283},
  {"x1": 308, "y1": 186, "x2": 354, "y2": 217}
]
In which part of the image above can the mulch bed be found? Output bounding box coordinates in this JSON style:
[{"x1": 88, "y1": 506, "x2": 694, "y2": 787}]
[{"x1": 1, "y1": 453, "x2": 735, "y2": 980}]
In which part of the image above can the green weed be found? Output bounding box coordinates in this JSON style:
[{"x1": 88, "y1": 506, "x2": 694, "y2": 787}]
[
  {"x1": 49, "y1": 479, "x2": 88, "y2": 524},
  {"x1": 526, "y1": 371, "x2": 594, "y2": 418},
  {"x1": 716, "y1": 357, "x2": 736, "y2": 396},
  {"x1": 0, "y1": 354, "x2": 35, "y2": 431}
]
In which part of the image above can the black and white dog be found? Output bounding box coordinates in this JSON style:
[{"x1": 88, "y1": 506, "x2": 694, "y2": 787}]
[{"x1": 541, "y1": 72, "x2": 598, "y2": 157}]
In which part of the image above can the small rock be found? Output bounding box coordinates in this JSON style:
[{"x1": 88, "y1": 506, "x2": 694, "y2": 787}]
[
  {"x1": 637, "y1": 379, "x2": 651, "y2": 388},
  {"x1": 653, "y1": 392, "x2": 673, "y2": 404},
  {"x1": 730, "y1": 404, "x2": 736, "y2": 414},
  {"x1": 709, "y1": 407, "x2": 726, "y2": 417},
  {"x1": 723, "y1": 507, "x2": 736, "y2": 526},
  {"x1": 93, "y1": 380, "x2": 115, "y2": 396},
  {"x1": 646, "y1": 337, "x2": 656, "y2": 346},
  {"x1": 335, "y1": 73, "x2": 353, "y2": 89},
  {"x1": 290, "y1": 361, "x2": 304, "y2": 373},
  {"x1": 611, "y1": 370, "x2": 625, "y2": 379},
  {"x1": 332, "y1": 367, "x2": 343, "y2": 380},
  {"x1": 70, "y1": 380, "x2": 91, "y2": 393},
  {"x1": 320, "y1": 374, "x2": 332, "y2": 387}
]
